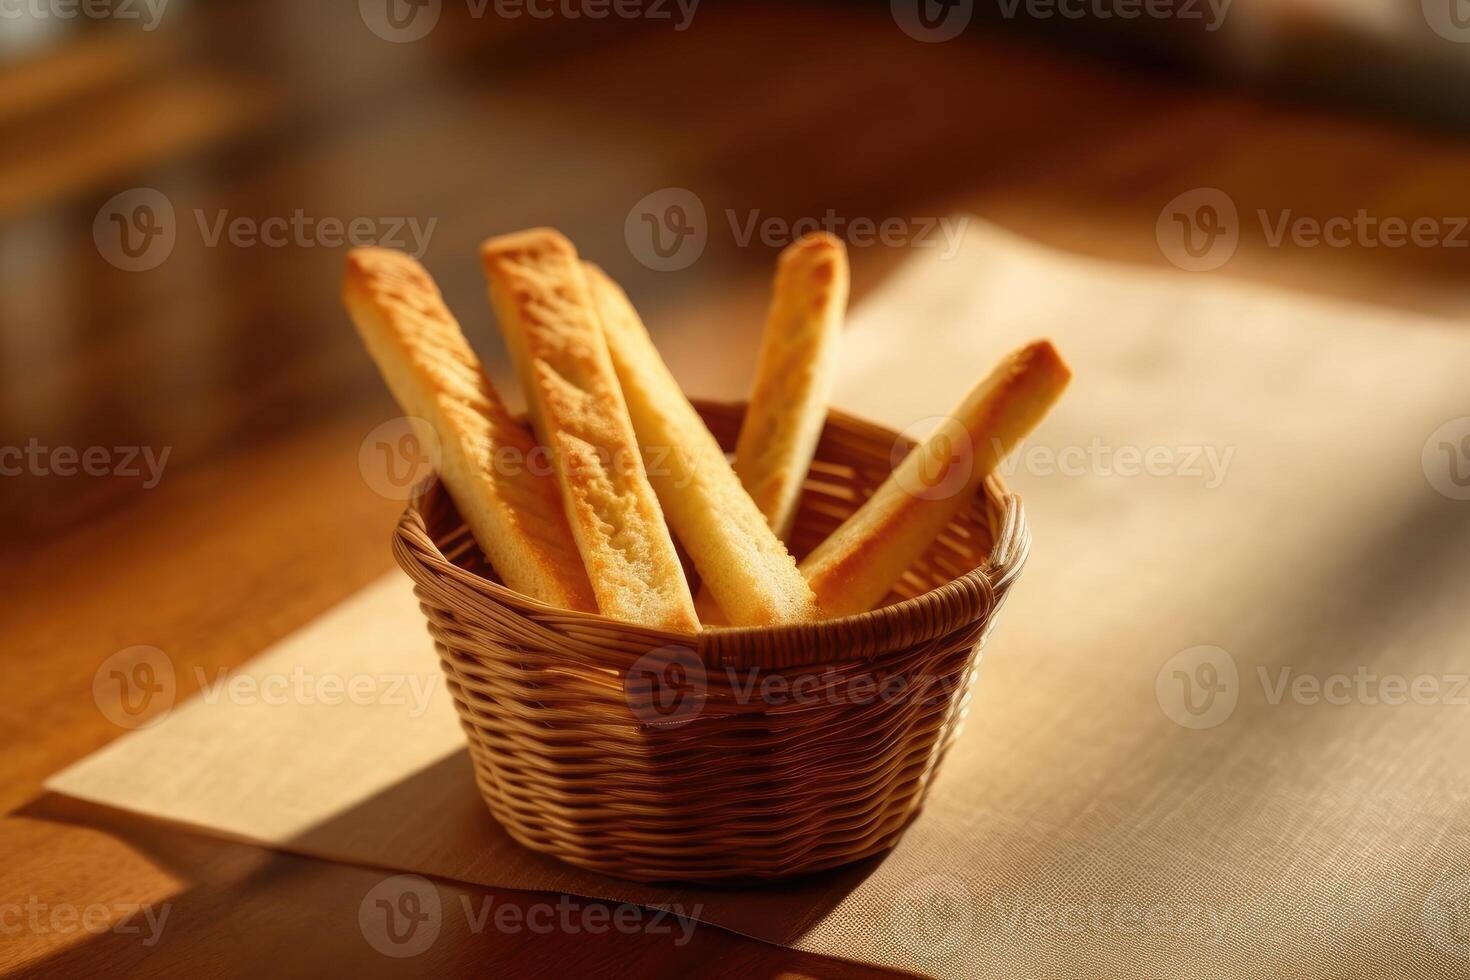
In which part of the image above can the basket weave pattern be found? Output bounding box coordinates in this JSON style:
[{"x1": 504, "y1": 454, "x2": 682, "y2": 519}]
[{"x1": 393, "y1": 401, "x2": 1029, "y2": 882}]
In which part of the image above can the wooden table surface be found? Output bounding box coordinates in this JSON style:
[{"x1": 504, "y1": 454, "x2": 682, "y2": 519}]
[{"x1": 5, "y1": 1, "x2": 1470, "y2": 976}]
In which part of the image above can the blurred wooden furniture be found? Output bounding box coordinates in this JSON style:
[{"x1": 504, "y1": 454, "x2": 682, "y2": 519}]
[{"x1": 5, "y1": 1, "x2": 1470, "y2": 976}]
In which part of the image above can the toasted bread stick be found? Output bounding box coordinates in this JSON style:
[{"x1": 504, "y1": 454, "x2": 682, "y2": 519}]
[
  {"x1": 693, "y1": 233, "x2": 850, "y2": 623},
  {"x1": 342, "y1": 247, "x2": 595, "y2": 611},
  {"x1": 480, "y1": 229, "x2": 698, "y2": 633},
  {"x1": 734, "y1": 233, "x2": 850, "y2": 540},
  {"x1": 585, "y1": 262, "x2": 822, "y2": 628},
  {"x1": 802, "y1": 341, "x2": 1071, "y2": 618}
]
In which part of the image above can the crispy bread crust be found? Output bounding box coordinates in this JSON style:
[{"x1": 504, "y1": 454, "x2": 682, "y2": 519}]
[
  {"x1": 801, "y1": 341, "x2": 1071, "y2": 618},
  {"x1": 586, "y1": 262, "x2": 821, "y2": 628},
  {"x1": 342, "y1": 247, "x2": 594, "y2": 611},
  {"x1": 734, "y1": 232, "x2": 850, "y2": 540},
  {"x1": 480, "y1": 230, "x2": 698, "y2": 633}
]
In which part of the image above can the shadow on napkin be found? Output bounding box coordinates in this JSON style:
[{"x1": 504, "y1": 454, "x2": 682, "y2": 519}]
[{"x1": 8, "y1": 791, "x2": 916, "y2": 979}]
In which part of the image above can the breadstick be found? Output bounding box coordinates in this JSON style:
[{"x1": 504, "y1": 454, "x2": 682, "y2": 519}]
[
  {"x1": 802, "y1": 341, "x2": 1071, "y2": 617},
  {"x1": 734, "y1": 232, "x2": 850, "y2": 540},
  {"x1": 584, "y1": 261, "x2": 821, "y2": 628},
  {"x1": 342, "y1": 247, "x2": 594, "y2": 611},
  {"x1": 480, "y1": 229, "x2": 698, "y2": 633},
  {"x1": 693, "y1": 233, "x2": 849, "y2": 623}
]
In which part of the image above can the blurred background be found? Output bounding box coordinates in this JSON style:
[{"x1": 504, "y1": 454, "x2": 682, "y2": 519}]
[{"x1": 5, "y1": 1, "x2": 1470, "y2": 796}]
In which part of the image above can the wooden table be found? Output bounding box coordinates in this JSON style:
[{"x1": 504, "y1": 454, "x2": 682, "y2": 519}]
[{"x1": 5, "y1": 2, "x2": 1470, "y2": 976}]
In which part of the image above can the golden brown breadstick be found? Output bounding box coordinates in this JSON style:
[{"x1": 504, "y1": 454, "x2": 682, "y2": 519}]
[
  {"x1": 584, "y1": 262, "x2": 821, "y2": 628},
  {"x1": 802, "y1": 340, "x2": 1071, "y2": 617},
  {"x1": 342, "y1": 247, "x2": 594, "y2": 611},
  {"x1": 480, "y1": 229, "x2": 698, "y2": 633},
  {"x1": 693, "y1": 233, "x2": 850, "y2": 623},
  {"x1": 734, "y1": 232, "x2": 850, "y2": 540}
]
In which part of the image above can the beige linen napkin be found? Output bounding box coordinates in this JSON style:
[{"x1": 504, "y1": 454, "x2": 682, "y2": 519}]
[{"x1": 49, "y1": 222, "x2": 1470, "y2": 979}]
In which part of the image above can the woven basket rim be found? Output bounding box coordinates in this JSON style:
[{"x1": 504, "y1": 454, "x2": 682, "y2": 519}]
[{"x1": 393, "y1": 401, "x2": 1029, "y2": 669}]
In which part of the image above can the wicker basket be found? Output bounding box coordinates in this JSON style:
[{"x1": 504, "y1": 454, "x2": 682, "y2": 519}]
[{"x1": 392, "y1": 401, "x2": 1029, "y2": 883}]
